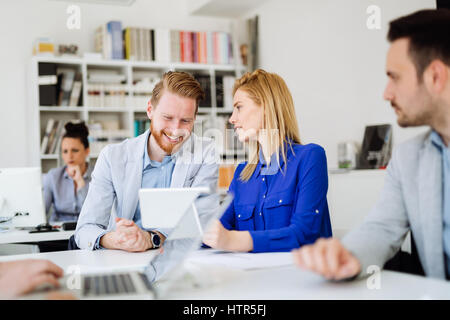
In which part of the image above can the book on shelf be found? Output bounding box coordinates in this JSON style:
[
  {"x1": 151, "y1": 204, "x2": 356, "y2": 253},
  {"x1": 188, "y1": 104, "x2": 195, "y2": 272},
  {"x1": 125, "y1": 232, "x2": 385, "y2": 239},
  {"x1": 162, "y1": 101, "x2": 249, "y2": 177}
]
[
  {"x1": 41, "y1": 118, "x2": 55, "y2": 154},
  {"x1": 38, "y1": 63, "x2": 58, "y2": 106},
  {"x1": 193, "y1": 114, "x2": 212, "y2": 137},
  {"x1": 222, "y1": 75, "x2": 236, "y2": 110},
  {"x1": 95, "y1": 21, "x2": 123, "y2": 60},
  {"x1": 215, "y1": 115, "x2": 244, "y2": 155},
  {"x1": 57, "y1": 68, "x2": 76, "y2": 106},
  {"x1": 134, "y1": 119, "x2": 150, "y2": 137},
  {"x1": 88, "y1": 122, "x2": 130, "y2": 154},
  {"x1": 69, "y1": 72, "x2": 82, "y2": 107},
  {"x1": 122, "y1": 27, "x2": 156, "y2": 62},
  {"x1": 215, "y1": 75, "x2": 224, "y2": 108},
  {"x1": 155, "y1": 29, "x2": 170, "y2": 63},
  {"x1": 41, "y1": 118, "x2": 83, "y2": 155},
  {"x1": 218, "y1": 164, "x2": 236, "y2": 189},
  {"x1": 192, "y1": 73, "x2": 212, "y2": 108},
  {"x1": 215, "y1": 75, "x2": 235, "y2": 109},
  {"x1": 48, "y1": 120, "x2": 64, "y2": 154},
  {"x1": 125, "y1": 27, "x2": 233, "y2": 64}
]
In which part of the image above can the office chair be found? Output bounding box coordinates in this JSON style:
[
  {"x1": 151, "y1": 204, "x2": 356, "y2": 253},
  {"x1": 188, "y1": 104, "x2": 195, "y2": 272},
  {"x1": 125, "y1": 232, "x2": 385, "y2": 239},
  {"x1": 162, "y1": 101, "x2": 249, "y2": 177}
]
[
  {"x1": 384, "y1": 233, "x2": 425, "y2": 277},
  {"x1": 68, "y1": 235, "x2": 80, "y2": 250}
]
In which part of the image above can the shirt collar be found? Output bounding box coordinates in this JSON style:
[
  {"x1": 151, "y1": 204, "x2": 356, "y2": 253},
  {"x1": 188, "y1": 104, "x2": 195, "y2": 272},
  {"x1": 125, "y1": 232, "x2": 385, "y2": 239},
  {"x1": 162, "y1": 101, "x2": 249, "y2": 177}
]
[
  {"x1": 430, "y1": 130, "x2": 446, "y2": 152},
  {"x1": 255, "y1": 147, "x2": 287, "y2": 177},
  {"x1": 143, "y1": 131, "x2": 176, "y2": 169}
]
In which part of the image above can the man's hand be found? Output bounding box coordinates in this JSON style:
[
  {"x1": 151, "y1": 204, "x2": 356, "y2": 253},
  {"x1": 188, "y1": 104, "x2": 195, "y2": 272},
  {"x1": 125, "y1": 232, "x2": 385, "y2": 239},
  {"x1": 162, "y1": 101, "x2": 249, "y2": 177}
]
[
  {"x1": 0, "y1": 259, "x2": 64, "y2": 298},
  {"x1": 66, "y1": 165, "x2": 85, "y2": 190},
  {"x1": 100, "y1": 218, "x2": 154, "y2": 252},
  {"x1": 203, "y1": 220, "x2": 253, "y2": 252},
  {"x1": 291, "y1": 238, "x2": 361, "y2": 280}
]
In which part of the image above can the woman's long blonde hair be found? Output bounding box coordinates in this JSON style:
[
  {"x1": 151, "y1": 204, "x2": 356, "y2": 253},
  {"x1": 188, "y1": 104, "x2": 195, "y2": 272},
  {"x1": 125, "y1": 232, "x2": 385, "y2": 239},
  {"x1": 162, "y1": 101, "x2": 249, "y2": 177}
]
[{"x1": 234, "y1": 69, "x2": 301, "y2": 181}]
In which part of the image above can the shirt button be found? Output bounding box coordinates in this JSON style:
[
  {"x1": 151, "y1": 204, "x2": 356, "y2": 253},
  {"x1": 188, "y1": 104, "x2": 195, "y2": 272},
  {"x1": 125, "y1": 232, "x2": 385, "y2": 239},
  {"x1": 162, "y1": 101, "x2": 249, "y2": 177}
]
[
  {"x1": 263, "y1": 195, "x2": 266, "y2": 199},
  {"x1": 238, "y1": 214, "x2": 241, "y2": 218},
  {"x1": 259, "y1": 212, "x2": 262, "y2": 216},
  {"x1": 315, "y1": 209, "x2": 319, "y2": 213},
  {"x1": 262, "y1": 178, "x2": 265, "y2": 181},
  {"x1": 279, "y1": 199, "x2": 283, "y2": 203}
]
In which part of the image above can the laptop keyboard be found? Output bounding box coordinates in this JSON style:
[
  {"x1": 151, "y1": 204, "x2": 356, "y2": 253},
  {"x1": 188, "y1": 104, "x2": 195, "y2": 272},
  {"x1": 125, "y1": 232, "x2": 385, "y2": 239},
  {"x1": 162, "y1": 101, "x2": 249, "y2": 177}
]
[{"x1": 83, "y1": 273, "x2": 137, "y2": 296}]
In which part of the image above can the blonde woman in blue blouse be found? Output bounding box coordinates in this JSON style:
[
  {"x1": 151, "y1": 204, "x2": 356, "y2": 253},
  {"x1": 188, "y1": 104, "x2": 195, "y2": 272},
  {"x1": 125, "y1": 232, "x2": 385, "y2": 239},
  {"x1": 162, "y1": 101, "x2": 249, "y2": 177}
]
[{"x1": 203, "y1": 69, "x2": 332, "y2": 252}]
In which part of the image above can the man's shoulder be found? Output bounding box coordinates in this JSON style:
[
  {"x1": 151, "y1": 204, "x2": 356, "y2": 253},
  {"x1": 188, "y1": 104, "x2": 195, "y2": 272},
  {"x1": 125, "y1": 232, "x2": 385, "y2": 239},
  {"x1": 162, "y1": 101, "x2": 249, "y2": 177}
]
[
  {"x1": 394, "y1": 130, "x2": 431, "y2": 156},
  {"x1": 101, "y1": 132, "x2": 147, "y2": 159}
]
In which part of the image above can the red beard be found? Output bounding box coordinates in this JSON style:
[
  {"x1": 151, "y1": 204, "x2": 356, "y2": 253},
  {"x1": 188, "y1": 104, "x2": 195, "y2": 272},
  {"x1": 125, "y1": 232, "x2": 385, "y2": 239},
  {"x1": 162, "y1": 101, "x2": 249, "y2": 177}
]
[{"x1": 151, "y1": 126, "x2": 184, "y2": 154}]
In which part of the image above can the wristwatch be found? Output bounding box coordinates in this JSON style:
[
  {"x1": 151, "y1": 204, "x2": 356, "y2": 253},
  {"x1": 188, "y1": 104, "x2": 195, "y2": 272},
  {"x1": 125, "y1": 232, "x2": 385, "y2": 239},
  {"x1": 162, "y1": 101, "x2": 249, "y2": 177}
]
[{"x1": 149, "y1": 231, "x2": 161, "y2": 249}]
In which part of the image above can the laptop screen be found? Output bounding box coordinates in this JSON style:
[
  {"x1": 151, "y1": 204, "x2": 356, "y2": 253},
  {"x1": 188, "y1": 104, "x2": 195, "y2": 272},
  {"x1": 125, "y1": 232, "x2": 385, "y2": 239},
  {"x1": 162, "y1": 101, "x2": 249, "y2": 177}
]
[{"x1": 144, "y1": 194, "x2": 233, "y2": 285}]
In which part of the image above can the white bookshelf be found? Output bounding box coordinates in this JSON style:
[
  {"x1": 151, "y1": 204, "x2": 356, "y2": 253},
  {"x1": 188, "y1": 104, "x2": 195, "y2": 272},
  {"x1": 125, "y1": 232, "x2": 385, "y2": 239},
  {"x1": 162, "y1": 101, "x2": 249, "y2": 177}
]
[{"x1": 29, "y1": 56, "x2": 246, "y2": 173}]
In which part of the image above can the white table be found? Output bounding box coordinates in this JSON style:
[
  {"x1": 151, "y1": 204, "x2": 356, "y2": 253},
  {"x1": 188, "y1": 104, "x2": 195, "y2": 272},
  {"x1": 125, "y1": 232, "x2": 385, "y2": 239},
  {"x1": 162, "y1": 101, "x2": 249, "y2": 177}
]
[
  {"x1": 0, "y1": 249, "x2": 157, "y2": 274},
  {"x1": 1, "y1": 249, "x2": 450, "y2": 299},
  {"x1": 0, "y1": 228, "x2": 74, "y2": 245}
]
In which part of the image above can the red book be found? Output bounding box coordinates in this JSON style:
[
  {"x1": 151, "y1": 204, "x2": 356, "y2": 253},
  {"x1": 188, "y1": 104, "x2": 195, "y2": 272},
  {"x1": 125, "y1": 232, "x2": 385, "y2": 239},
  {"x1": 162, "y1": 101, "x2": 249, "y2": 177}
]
[
  {"x1": 186, "y1": 31, "x2": 192, "y2": 63},
  {"x1": 193, "y1": 32, "x2": 198, "y2": 63},
  {"x1": 213, "y1": 32, "x2": 219, "y2": 64},
  {"x1": 202, "y1": 32, "x2": 207, "y2": 64},
  {"x1": 180, "y1": 31, "x2": 185, "y2": 62}
]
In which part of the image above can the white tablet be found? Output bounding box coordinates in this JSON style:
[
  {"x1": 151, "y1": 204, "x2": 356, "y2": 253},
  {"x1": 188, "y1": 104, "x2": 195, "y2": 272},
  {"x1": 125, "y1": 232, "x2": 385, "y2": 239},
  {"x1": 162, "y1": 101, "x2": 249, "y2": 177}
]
[{"x1": 138, "y1": 187, "x2": 209, "y2": 229}]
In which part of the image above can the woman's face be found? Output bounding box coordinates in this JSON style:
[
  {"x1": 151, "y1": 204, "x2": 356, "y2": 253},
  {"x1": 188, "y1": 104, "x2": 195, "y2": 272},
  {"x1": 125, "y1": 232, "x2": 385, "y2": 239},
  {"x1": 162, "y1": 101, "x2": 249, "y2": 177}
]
[
  {"x1": 229, "y1": 89, "x2": 264, "y2": 143},
  {"x1": 61, "y1": 137, "x2": 89, "y2": 167}
]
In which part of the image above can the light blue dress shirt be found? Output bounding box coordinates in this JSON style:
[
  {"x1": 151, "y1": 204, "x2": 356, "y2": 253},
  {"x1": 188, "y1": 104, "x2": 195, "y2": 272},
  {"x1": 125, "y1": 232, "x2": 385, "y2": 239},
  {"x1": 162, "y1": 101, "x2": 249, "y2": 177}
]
[
  {"x1": 95, "y1": 132, "x2": 175, "y2": 249},
  {"x1": 133, "y1": 133, "x2": 175, "y2": 233},
  {"x1": 431, "y1": 131, "x2": 450, "y2": 276},
  {"x1": 43, "y1": 164, "x2": 93, "y2": 223}
]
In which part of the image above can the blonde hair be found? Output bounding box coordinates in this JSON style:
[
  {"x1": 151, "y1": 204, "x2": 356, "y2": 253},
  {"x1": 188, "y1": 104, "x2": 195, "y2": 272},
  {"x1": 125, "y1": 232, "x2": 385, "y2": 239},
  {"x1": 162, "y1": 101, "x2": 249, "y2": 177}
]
[
  {"x1": 151, "y1": 71, "x2": 205, "y2": 113},
  {"x1": 233, "y1": 69, "x2": 301, "y2": 181}
]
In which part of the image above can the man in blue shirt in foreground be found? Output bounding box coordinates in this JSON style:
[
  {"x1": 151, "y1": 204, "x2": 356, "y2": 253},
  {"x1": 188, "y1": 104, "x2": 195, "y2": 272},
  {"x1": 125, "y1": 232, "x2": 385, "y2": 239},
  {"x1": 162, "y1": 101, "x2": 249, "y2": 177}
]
[{"x1": 293, "y1": 9, "x2": 450, "y2": 281}]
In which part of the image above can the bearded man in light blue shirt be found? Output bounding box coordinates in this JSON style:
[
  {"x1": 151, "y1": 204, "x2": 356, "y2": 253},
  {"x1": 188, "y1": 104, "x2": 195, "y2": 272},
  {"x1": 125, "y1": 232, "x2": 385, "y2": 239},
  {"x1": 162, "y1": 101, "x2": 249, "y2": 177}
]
[{"x1": 75, "y1": 71, "x2": 220, "y2": 251}]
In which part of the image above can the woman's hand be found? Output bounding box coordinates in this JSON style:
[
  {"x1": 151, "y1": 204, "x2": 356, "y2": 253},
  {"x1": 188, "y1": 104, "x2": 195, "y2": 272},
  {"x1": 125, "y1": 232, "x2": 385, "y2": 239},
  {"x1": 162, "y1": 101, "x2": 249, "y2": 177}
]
[
  {"x1": 67, "y1": 165, "x2": 85, "y2": 190},
  {"x1": 203, "y1": 220, "x2": 254, "y2": 252}
]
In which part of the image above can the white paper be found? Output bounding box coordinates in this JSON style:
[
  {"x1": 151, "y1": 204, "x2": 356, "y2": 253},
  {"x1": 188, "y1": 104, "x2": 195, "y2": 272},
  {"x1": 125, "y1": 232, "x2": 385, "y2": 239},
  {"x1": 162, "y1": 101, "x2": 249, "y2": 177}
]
[{"x1": 186, "y1": 250, "x2": 294, "y2": 271}]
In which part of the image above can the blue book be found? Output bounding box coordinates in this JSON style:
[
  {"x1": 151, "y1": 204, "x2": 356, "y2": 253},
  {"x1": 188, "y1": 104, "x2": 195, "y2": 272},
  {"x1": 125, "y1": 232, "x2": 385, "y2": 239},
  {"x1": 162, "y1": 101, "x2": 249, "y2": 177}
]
[
  {"x1": 134, "y1": 119, "x2": 139, "y2": 137},
  {"x1": 107, "y1": 21, "x2": 124, "y2": 60}
]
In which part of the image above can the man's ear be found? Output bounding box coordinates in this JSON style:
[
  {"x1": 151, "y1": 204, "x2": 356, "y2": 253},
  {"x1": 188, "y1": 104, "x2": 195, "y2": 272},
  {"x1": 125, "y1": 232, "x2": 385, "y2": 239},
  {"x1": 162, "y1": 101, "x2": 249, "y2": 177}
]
[
  {"x1": 424, "y1": 59, "x2": 448, "y2": 94},
  {"x1": 147, "y1": 100, "x2": 153, "y2": 120}
]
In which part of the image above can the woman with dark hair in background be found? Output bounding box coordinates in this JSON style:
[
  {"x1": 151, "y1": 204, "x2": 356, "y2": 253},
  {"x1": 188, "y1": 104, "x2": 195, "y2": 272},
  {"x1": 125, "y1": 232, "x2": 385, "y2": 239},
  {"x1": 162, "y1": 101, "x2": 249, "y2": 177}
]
[{"x1": 43, "y1": 121, "x2": 92, "y2": 223}]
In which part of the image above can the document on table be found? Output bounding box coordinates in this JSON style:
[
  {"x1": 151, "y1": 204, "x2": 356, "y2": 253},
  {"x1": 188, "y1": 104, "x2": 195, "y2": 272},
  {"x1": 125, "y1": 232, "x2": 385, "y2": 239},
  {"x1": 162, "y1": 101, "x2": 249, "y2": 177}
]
[{"x1": 186, "y1": 249, "x2": 294, "y2": 270}]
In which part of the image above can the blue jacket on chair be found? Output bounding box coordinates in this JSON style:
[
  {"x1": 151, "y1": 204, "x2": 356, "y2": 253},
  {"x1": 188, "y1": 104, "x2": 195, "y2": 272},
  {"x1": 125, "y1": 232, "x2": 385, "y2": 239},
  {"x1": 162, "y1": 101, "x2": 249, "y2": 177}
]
[{"x1": 221, "y1": 143, "x2": 332, "y2": 252}]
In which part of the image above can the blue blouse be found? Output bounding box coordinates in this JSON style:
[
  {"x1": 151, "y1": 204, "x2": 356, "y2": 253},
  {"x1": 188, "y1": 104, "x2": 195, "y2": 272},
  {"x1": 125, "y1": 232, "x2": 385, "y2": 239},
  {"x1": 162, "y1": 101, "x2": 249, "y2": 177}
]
[
  {"x1": 220, "y1": 143, "x2": 332, "y2": 252},
  {"x1": 43, "y1": 164, "x2": 93, "y2": 223}
]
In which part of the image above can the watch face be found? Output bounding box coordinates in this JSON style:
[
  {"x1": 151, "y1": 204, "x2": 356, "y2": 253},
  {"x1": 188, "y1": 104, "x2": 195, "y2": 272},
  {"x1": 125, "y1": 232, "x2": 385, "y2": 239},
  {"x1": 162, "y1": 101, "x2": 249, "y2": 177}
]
[{"x1": 152, "y1": 233, "x2": 161, "y2": 247}]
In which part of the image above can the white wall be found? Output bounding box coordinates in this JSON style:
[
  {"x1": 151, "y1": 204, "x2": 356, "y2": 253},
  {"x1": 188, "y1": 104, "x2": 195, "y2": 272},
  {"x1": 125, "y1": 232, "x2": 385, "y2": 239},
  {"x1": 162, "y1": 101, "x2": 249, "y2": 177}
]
[
  {"x1": 0, "y1": 0, "x2": 438, "y2": 168},
  {"x1": 0, "y1": 0, "x2": 232, "y2": 167},
  {"x1": 247, "y1": 0, "x2": 435, "y2": 168}
]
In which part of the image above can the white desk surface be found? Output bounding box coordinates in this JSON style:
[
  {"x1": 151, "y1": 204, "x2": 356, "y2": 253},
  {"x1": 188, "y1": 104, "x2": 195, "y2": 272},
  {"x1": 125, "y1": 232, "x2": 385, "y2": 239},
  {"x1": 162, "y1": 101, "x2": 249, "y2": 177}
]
[
  {"x1": 0, "y1": 249, "x2": 158, "y2": 274},
  {"x1": 0, "y1": 228, "x2": 74, "y2": 244},
  {"x1": 1, "y1": 249, "x2": 450, "y2": 299}
]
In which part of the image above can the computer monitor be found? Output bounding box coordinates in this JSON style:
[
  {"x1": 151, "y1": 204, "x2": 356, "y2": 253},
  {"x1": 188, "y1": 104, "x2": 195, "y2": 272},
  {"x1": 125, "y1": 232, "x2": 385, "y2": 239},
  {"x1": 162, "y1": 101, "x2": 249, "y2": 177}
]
[{"x1": 0, "y1": 167, "x2": 46, "y2": 228}]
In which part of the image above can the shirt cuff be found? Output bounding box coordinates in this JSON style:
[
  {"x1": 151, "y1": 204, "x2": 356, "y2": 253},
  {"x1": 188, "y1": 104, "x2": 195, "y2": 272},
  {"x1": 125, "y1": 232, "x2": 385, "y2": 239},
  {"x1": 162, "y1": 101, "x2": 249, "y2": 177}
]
[
  {"x1": 249, "y1": 230, "x2": 270, "y2": 253},
  {"x1": 94, "y1": 232, "x2": 108, "y2": 250}
]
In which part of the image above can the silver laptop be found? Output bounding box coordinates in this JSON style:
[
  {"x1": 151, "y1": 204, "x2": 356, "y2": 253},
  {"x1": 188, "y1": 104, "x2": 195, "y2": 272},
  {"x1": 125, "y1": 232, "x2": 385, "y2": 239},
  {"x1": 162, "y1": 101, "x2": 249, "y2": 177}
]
[{"x1": 54, "y1": 194, "x2": 232, "y2": 300}]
